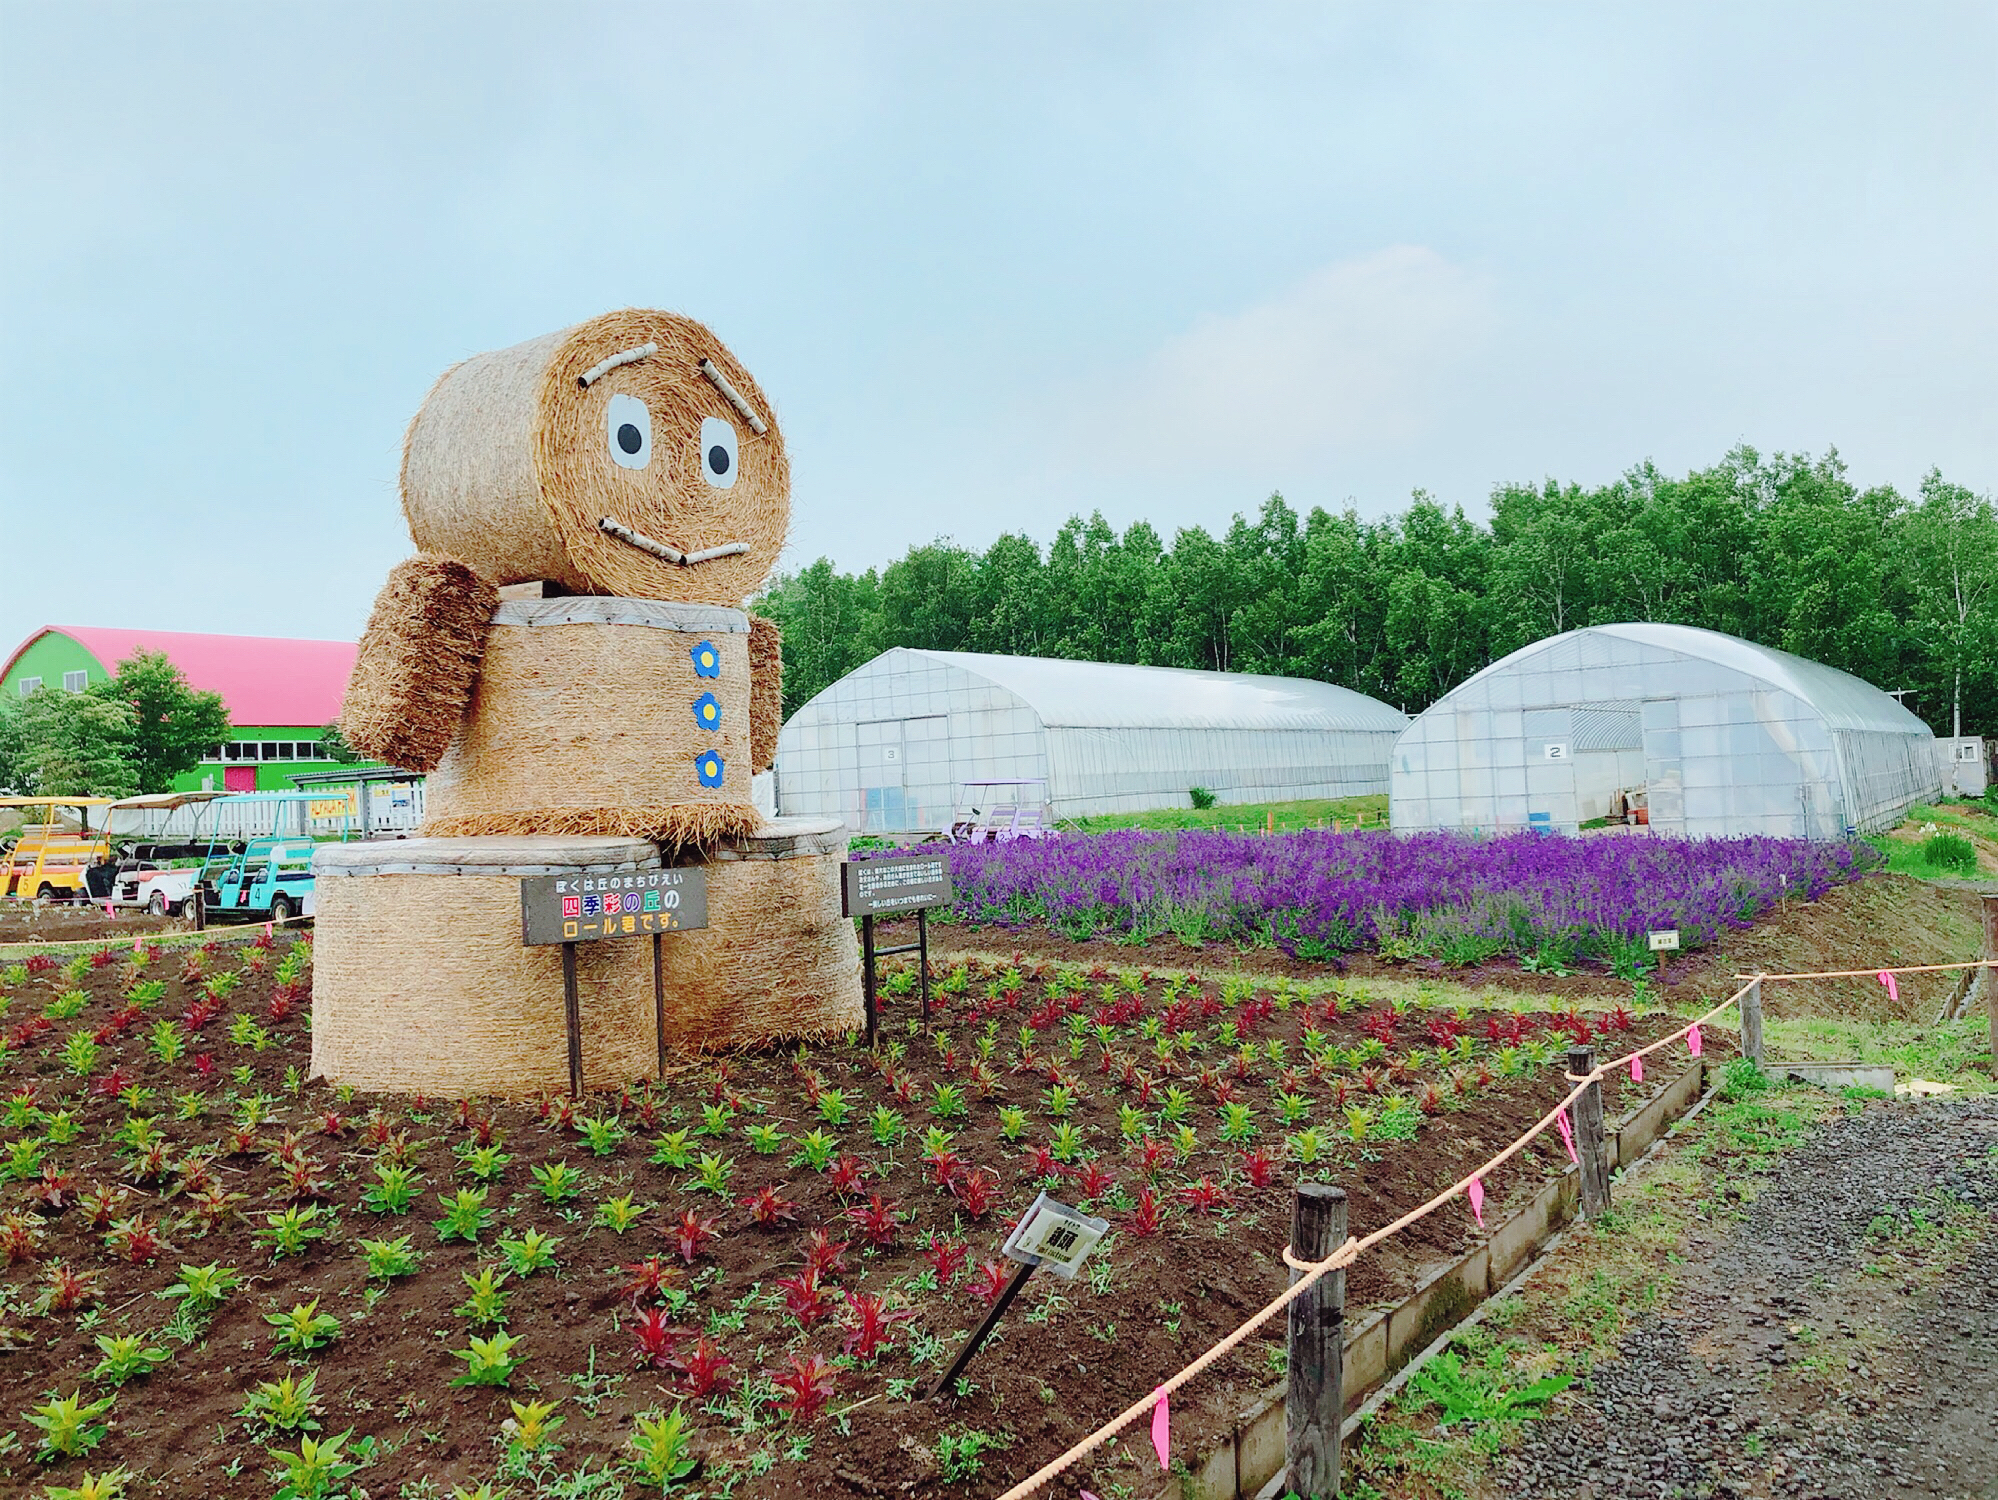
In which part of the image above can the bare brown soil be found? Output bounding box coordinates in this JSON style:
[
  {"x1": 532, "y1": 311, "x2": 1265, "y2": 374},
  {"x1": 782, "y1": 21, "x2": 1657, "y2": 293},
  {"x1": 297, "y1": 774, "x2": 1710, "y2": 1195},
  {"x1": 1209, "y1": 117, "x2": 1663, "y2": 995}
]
[
  {"x1": 0, "y1": 903, "x2": 185, "y2": 947},
  {"x1": 0, "y1": 938, "x2": 1709, "y2": 1498}
]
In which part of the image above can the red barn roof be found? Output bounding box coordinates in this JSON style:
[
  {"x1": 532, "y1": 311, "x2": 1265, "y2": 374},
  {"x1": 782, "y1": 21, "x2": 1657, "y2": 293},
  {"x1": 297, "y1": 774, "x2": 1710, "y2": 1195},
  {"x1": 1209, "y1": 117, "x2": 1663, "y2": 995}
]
[{"x1": 3, "y1": 627, "x2": 357, "y2": 729}]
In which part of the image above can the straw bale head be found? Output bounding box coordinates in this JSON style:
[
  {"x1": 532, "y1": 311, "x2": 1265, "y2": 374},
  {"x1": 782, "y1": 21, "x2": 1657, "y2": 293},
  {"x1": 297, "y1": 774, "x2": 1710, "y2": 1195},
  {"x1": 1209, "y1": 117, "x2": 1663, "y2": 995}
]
[{"x1": 401, "y1": 309, "x2": 788, "y2": 606}]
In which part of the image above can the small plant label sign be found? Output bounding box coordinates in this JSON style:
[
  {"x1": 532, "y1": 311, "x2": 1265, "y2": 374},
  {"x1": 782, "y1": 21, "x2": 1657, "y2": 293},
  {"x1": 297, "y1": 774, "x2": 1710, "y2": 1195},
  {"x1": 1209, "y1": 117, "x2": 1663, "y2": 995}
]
[
  {"x1": 1646, "y1": 928, "x2": 1681, "y2": 951},
  {"x1": 1001, "y1": 1192, "x2": 1108, "y2": 1280}
]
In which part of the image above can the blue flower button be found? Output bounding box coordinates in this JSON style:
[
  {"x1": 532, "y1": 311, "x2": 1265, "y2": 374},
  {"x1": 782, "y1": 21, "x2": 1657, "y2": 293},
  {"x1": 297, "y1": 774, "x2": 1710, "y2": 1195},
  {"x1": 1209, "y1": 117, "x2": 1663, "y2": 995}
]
[
  {"x1": 691, "y1": 641, "x2": 721, "y2": 679},
  {"x1": 696, "y1": 750, "x2": 725, "y2": 788},
  {"x1": 692, "y1": 692, "x2": 722, "y2": 732}
]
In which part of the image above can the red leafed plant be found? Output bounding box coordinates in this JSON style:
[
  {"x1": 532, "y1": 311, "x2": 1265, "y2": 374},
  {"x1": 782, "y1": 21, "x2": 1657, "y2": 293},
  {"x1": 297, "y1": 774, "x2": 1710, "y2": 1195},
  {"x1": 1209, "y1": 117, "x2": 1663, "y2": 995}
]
[
  {"x1": 1417, "y1": 1083, "x2": 1446, "y2": 1116},
  {"x1": 740, "y1": 1185, "x2": 800, "y2": 1228},
  {"x1": 1133, "y1": 1136, "x2": 1173, "y2": 1181},
  {"x1": 1070, "y1": 1160, "x2": 1116, "y2": 1202},
  {"x1": 1024, "y1": 1144, "x2": 1063, "y2": 1181},
  {"x1": 922, "y1": 1148, "x2": 968, "y2": 1190},
  {"x1": 767, "y1": 1353, "x2": 838, "y2": 1422},
  {"x1": 265, "y1": 987, "x2": 300, "y2": 1023},
  {"x1": 104, "y1": 1214, "x2": 166, "y2": 1264},
  {"x1": 1361, "y1": 1009, "x2": 1401, "y2": 1045},
  {"x1": 672, "y1": 1210, "x2": 721, "y2": 1264},
  {"x1": 0, "y1": 1210, "x2": 41, "y2": 1266},
  {"x1": 1605, "y1": 1005, "x2": 1635, "y2": 1033},
  {"x1": 1236, "y1": 1148, "x2": 1279, "y2": 1190},
  {"x1": 182, "y1": 997, "x2": 222, "y2": 1031},
  {"x1": 842, "y1": 1291, "x2": 913, "y2": 1360},
  {"x1": 1426, "y1": 1016, "x2": 1467, "y2": 1046},
  {"x1": 968, "y1": 1260, "x2": 1013, "y2": 1306},
  {"x1": 92, "y1": 1067, "x2": 134, "y2": 1098},
  {"x1": 924, "y1": 1234, "x2": 968, "y2": 1285},
  {"x1": 24, "y1": 954, "x2": 57, "y2": 975},
  {"x1": 80, "y1": 1185, "x2": 128, "y2": 1231},
  {"x1": 29, "y1": 1165, "x2": 78, "y2": 1214},
  {"x1": 191, "y1": 1053, "x2": 217, "y2": 1080},
  {"x1": 1126, "y1": 1185, "x2": 1165, "y2": 1237},
  {"x1": 178, "y1": 954, "x2": 206, "y2": 984},
  {"x1": 34, "y1": 1261, "x2": 102, "y2": 1315},
  {"x1": 672, "y1": 1335, "x2": 734, "y2": 1397},
  {"x1": 1177, "y1": 1177, "x2": 1230, "y2": 1213},
  {"x1": 89, "y1": 946, "x2": 117, "y2": 969},
  {"x1": 94, "y1": 1005, "x2": 141, "y2": 1042},
  {"x1": 801, "y1": 1228, "x2": 849, "y2": 1280},
  {"x1": 632, "y1": 1306, "x2": 691, "y2": 1368},
  {"x1": 949, "y1": 1169, "x2": 1001, "y2": 1219},
  {"x1": 844, "y1": 1194, "x2": 900, "y2": 1249},
  {"x1": 827, "y1": 1154, "x2": 869, "y2": 1198},
  {"x1": 622, "y1": 1257, "x2": 683, "y2": 1305},
  {"x1": 774, "y1": 1268, "x2": 836, "y2": 1328},
  {"x1": 125, "y1": 1140, "x2": 173, "y2": 1188}
]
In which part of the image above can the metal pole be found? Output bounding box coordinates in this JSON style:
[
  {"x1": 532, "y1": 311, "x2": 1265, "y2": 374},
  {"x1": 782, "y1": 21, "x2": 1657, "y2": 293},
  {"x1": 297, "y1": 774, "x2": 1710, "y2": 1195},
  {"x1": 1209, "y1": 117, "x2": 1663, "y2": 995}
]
[
  {"x1": 928, "y1": 1261, "x2": 1034, "y2": 1399},
  {"x1": 1740, "y1": 978, "x2": 1764, "y2": 1069},
  {"x1": 562, "y1": 940, "x2": 583, "y2": 1100},
  {"x1": 918, "y1": 906, "x2": 931, "y2": 1025},
  {"x1": 861, "y1": 914, "x2": 877, "y2": 1046},
  {"x1": 1982, "y1": 895, "x2": 1998, "y2": 1066},
  {"x1": 192, "y1": 888, "x2": 205, "y2": 933},
  {"x1": 1286, "y1": 1183, "x2": 1346, "y2": 1499},
  {"x1": 653, "y1": 930, "x2": 667, "y2": 1080},
  {"x1": 1568, "y1": 1044, "x2": 1610, "y2": 1219}
]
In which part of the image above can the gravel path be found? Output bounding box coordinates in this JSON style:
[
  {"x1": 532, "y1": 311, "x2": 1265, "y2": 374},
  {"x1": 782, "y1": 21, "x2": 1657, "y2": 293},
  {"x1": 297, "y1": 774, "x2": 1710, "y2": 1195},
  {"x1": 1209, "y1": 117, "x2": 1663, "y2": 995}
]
[{"x1": 1502, "y1": 1093, "x2": 1998, "y2": 1500}]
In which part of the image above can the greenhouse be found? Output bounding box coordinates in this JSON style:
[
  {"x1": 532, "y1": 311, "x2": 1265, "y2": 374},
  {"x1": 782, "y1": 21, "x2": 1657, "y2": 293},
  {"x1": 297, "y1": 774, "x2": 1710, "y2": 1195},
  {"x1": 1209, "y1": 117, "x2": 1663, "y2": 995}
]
[
  {"x1": 1390, "y1": 623, "x2": 1940, "y2": 839},
  {"x1": 774, "y1": 649, "x2": 1409, "y2": 833}
]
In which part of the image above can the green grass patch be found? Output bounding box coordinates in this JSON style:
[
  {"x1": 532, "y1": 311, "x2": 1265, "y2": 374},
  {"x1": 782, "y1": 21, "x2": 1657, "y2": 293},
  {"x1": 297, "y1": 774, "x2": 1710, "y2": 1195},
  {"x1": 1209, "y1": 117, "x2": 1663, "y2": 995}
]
[
  {"x1": 1765, "y1": 1014, "x2": 1995, "y2": 1092},
  {"x1": 1065, "y1": 794, "x2": 1388, "y2": 835}
]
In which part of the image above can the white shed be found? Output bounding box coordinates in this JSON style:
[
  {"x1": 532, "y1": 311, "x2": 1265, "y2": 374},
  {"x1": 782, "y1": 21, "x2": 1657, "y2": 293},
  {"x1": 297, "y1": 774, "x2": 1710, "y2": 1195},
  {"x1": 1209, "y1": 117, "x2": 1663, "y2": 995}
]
[
  {"x1": 1390, "y1": 623, "x2": 1940, "y2": 839},
  {"x1": 774, "y1": 649, "x2": 1409, "y2": 833}
]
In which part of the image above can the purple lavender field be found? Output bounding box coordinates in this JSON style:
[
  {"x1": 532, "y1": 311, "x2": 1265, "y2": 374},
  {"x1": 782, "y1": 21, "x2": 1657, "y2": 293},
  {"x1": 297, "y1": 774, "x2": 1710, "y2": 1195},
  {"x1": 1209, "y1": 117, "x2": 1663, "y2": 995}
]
[{"x1": 907, "y1": 829, "x2": 1880, "y2": 965}]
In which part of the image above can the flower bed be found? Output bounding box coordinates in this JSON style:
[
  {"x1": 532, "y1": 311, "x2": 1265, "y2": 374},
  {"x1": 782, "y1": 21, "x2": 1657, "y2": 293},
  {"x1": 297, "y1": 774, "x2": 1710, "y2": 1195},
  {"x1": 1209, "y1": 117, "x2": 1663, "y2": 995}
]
[
  {"x1": 916, "y1": 829, "x2": 1878, "y2": 965},
  {"x1": 0, "y1": 937, "x2": 1703, "y2": 1497}
]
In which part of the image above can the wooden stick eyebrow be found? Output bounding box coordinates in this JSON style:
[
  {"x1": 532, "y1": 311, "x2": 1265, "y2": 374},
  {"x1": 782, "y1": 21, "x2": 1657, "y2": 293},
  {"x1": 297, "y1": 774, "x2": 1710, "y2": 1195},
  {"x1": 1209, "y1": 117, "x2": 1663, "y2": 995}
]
[
  {"x1": 698, "y1": 359, "x2": 769, "y2": 435},
  {"x1": 577, "y1": 343, "x2": 658, "y2": 387}
]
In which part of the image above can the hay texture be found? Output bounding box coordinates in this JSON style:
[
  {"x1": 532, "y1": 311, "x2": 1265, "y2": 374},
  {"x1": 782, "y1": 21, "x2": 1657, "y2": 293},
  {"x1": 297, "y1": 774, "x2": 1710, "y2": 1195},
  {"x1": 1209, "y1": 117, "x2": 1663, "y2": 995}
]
[
  {"x1": 663, "y1": 820, "x2": 863, "y2": 1050},
  {"x1": 401, "y1": 308, "x2": 789, "y2": 607},
  {"x1": 421, "y1": 599, "x2": 759, "y2": 851},
  {"x1": 310, "y1": 837, "x2": 666, "y2": 1095},
  {"x1": 748, "y1": 613, "x2": 782, "y2": 774},
  {"x1": 341, "y1": 555, "x2": 497, "y2": 771}
]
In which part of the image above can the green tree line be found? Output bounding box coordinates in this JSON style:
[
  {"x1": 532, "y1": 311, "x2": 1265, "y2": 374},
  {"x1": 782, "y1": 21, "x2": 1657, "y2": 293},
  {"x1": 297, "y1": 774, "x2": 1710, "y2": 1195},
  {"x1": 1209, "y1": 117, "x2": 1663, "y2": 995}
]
[
  {"x1": 0, "y1": 652, "x2": 230, "y2": 797},
  {"x1": 759, "y1": 446, "x2": 1998, "y2": 739}
]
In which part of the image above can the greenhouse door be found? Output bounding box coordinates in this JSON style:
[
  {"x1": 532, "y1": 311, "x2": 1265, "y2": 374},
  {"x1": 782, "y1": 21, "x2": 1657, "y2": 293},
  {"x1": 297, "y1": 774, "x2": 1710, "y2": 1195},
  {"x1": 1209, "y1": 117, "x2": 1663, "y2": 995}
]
[
  {"x1": 855, "y1": 719, "x2": 909, "y2": 832},
  {"x1": 1640, "y1": 699, "x2": 1685, "y2": 834}
]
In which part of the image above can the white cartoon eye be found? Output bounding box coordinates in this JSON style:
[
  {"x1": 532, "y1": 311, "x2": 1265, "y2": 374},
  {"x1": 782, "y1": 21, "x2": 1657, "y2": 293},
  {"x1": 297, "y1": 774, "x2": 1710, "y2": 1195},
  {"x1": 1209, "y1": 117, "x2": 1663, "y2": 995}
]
[
  {"x1": 606, "y1": 394, "x2": 652, "y2": 470},
  {"x1": 700, "y1": 416, "x2": 738, "y2": 489}
]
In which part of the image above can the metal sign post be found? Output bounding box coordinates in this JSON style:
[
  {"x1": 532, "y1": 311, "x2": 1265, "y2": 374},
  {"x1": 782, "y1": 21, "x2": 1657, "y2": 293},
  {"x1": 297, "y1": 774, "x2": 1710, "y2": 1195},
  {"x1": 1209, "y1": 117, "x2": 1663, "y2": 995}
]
[
  {"x1": 841, "y1": 855, "x2": 953, "y2": 1043},
  {"x1": 521, "y1": 867, "x2": 708, "y2": 1099},
  {"x1": 928, "y1": 1193, "x2": 1107, "y2": 1399}
]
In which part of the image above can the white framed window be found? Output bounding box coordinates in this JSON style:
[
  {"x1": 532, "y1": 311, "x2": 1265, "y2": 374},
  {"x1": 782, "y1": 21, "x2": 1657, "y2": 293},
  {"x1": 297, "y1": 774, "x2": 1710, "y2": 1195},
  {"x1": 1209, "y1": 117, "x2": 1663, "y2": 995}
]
[
  {"x1": 1956, "y1": 742, "x2": 1980, "y2": 763},
  {"x1": 61, "y1": 671, "x2": 88, "y2": 692},
  {"x1": 17, "y1": 676, "x2": 40, "y2": 696}
]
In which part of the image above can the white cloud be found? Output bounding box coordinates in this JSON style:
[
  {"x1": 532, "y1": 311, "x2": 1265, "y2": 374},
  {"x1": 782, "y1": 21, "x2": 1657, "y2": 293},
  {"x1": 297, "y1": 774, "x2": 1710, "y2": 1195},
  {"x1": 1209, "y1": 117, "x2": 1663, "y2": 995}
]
[{"x1": 1081, "y1": 246, "x2": 1495, "y2": 475}]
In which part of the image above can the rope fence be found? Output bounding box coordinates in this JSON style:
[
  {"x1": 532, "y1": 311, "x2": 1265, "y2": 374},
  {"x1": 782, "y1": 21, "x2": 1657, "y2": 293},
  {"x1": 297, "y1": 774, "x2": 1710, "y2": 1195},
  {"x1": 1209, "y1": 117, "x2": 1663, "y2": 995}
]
[{"x1": 994, "y1": 979, "x2": 1759, "y2": 1499}]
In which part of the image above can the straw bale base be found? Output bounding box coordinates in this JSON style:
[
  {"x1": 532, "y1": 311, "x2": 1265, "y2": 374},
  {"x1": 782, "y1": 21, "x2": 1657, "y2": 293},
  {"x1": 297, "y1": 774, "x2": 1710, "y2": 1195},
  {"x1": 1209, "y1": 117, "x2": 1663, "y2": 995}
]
[
  {"x1": 666, "y1": 848, "x2": 863, "y2": 1051},
  {"x1": 423, "y1": 803, "x2": 762, "y2": 852},
  {"x1": 310, "y1": 869, "x2": 660, "y2": 1096},
  {"x1": 310, "y1": 835, "x2": 861, "y2": 1093}
]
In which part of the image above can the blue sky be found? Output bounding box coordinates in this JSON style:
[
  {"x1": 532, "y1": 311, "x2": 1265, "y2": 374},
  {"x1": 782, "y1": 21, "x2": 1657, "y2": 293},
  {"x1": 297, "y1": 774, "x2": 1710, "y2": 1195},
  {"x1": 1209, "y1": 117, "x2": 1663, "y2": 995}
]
[{"x1": 1, "y1": 2, "x2": 1992, "y2": 652}]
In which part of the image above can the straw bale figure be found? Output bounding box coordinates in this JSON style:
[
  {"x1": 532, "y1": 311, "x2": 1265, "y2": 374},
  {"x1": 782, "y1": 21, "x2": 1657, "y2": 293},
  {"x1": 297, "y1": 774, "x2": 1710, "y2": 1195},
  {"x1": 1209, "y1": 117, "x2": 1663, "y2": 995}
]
[
  {"x1": 319, "y1": 310, "x2": 862, "y2": 1079},
  {"x1": 343, "y1": 308, "x2": 790, "y2": 847}
]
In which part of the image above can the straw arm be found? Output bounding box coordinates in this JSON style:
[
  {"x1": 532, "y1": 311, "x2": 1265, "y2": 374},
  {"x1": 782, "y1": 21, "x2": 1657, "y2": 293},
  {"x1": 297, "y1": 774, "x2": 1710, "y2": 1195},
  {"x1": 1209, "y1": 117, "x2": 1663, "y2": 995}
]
[{"x1": 341, "y1": 554, "x2": 496, "y2": 772}]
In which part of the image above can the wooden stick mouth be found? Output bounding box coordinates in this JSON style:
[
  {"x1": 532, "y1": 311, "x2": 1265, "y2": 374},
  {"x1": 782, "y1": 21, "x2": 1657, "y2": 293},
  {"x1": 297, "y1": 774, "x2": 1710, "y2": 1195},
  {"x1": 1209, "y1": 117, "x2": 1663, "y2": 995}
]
[{"x1": 598, "y1": 516, "x2": 750, "y2": 567}]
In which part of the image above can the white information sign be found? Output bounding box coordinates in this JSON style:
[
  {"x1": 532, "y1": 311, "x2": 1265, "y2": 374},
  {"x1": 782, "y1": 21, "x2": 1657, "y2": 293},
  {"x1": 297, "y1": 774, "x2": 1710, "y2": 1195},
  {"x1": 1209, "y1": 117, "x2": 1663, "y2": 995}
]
[
  {"x1": 1544, "y1": 743, "x2": 1570, "y2": 761},
  {"x1": 1647, "y1": 929, "x2": 1681, "y2": 952},
  {"x1": 1000, "y1": 1192, "x2": 1108, "y2": 1280}
]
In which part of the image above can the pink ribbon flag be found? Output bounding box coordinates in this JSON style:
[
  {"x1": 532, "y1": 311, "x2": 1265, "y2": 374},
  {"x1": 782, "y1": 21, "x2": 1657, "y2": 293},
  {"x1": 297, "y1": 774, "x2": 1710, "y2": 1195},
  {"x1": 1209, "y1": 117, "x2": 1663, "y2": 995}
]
[
  {"x1": 1466, "y1": 1175, "x2": 1486, "y2": 1228},
  {"x1": 1151, "y1": 1388, "x2": 1170, "y2": 1469},
  {"x1": 1556, "y1": 1107, "x2": 1577, "y2": 1163},
  {"x1": 1686, "y1": 1024, "x2": 1702, "y2": 1058},
  {"x1": 1877, "y1": 970, "x2": 1899, "y2": 1004},
  {"x1": 1629, "y1": 1052, "x2": 1643, "y2": 1083}
]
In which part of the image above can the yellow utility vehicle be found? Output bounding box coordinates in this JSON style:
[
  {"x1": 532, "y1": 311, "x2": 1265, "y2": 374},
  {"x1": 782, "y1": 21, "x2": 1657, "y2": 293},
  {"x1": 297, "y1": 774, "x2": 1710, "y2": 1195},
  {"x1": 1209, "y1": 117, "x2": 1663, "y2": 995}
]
[{"x1": 0, "y1": 797, "x2": 115, "y2": 901}]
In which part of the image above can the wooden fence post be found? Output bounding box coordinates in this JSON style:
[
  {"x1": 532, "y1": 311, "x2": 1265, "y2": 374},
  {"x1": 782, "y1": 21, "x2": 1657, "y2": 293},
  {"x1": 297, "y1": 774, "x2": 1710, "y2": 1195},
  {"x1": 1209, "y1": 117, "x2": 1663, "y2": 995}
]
[
  {"x1": 1287, "y1": 1183, "x2": 1346, "y2": 1500},
  {"x1": 1567, "y1": 1045, "x2": 1611, "y2": 1219},
  {"x1": 1739, "y1": 978, "x2": 1764, "y2": 1069},
  {"x1": 1982, "y1": 895, "x2": 1998, "y2": 1067}
]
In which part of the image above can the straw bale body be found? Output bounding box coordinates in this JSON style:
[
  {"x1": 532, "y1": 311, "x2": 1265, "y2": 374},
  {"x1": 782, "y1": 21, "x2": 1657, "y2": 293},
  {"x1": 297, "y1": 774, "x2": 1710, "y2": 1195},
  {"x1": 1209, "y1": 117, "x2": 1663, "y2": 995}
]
[{"x1": 421, "y1": 598, "x2": 759, "y2": 849}]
